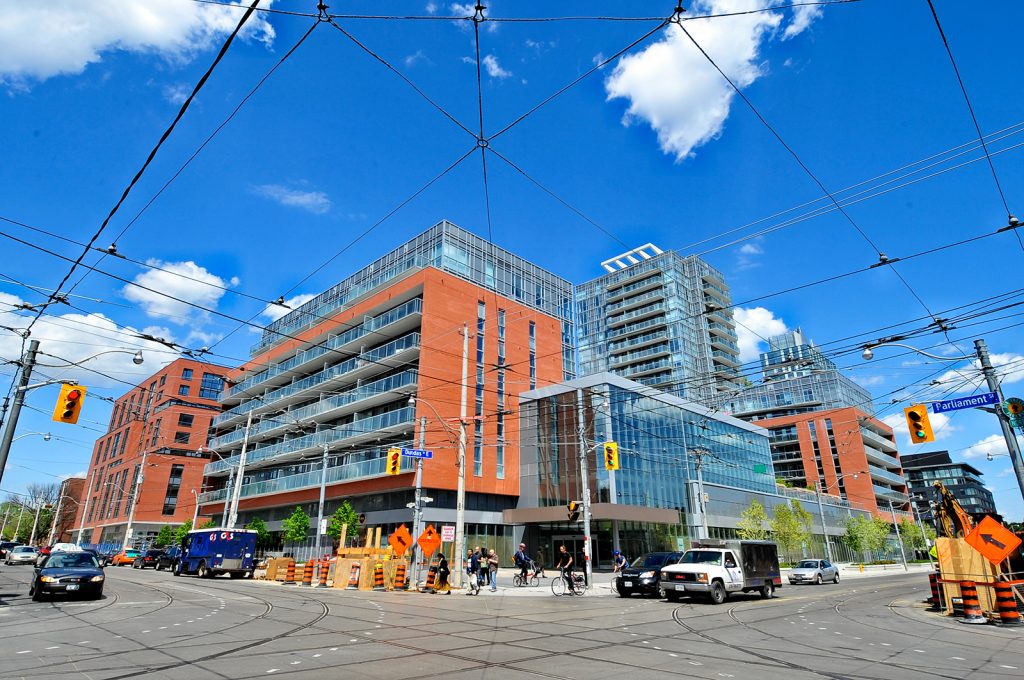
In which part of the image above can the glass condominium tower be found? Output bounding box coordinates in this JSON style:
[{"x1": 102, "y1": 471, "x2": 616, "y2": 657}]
[{"x1": 574, "y1": 244, "x2": 742, "y2": 406}]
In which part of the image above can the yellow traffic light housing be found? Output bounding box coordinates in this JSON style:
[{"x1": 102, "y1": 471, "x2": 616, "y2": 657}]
[
  {"x1": 603, "y1": 442, "x2": 620, "y2": 471},
  {"x1": 385, "y1": 447, "x2": 402, "y2": 475},
  {"x1": 904, "y1": 404, "x2": 935, "y2": 444},
  {"x1": 52, "y1": 384, "x2": 87, "y2": 424},
  {"x1": 567, "y1": 501, "x2": 580, "y2": 522}
]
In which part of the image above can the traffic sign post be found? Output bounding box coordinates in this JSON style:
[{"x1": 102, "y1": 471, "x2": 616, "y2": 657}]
[
  {"x1": 441, "y1": 525, "x2": 455, "y2": 543},
  {"x1": 388, "y1": 524, "x2": 413, "y2": 557},
  {"x1": 931, "y1": 391, "x2": 999, "y2": 414},
  {"x1": 417, "y1": 524, "x2": 441, "y2": 558},
  {"x1": 401, "y1": 448, "x2": 433, "y2": 459},
  {"x1": 964, "y1": 516, "x2": 1022, "y2": 564}
]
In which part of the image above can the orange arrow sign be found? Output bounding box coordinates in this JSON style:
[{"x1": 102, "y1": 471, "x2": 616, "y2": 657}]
[
  {"x1": 417, "y1": 524, "x2": 441, "y2": 557},
  {"x1": 965, "y1": 516, "x2": 1022, "y2": 564},
  {"x1": 388, "y1": 524, "x2": 413, "y2": 557}
]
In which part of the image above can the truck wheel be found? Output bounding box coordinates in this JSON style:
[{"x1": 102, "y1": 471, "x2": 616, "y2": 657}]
[
  {"x1": 665, "y1": 590, "x2": 681, "y2": 602},
  {"x1": 709, "y1": 581, "x2": 727, "y2": 605},
  {"x1": 760, "y1": 583, "x2": 775, "y2": 599},
  {"x1": 197, "y1": 561, "x2": 210, "y2": 579}
]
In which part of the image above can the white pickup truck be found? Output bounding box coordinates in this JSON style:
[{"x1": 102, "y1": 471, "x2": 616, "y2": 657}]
[{"x1": 659, "y1": 540, "x2": 782, "y2": 604}]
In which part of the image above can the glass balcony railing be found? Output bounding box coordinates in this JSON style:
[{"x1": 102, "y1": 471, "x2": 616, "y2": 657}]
[
  {"x1": 605, "y1": 288, "x2": 664, "y2": 314},
  {"x1": 205, "y1": 406, "x2": 416, "y2": 475},
  {"x1": 607, "y1": 315, "x2": 667, "y2": 340},
  {"x1": 608, "y1": 302, "x2": 666, "y2": 328},
  {"x1": 869, "y1": 465, "x2": 907, "y2": 487},
  {"x1": 198, "y1": 454, "x2": 415, "y2": 504},
  {"x1": 863, "y1": 444, "x2": 899, "y2": 470},
  {"x1": 703, "y1": 282, "x2": 730, "y2": 300},
  {"x1": 711, "y1": 349, "x2": 740, "y2": 365},
  {"x1": 861, "y1": 428, "x2": 897, "y2": 453},
  {"x1": 619, "y1": 357, "x2": 673, "y2": 378},
  {"x1": 213, "y1": 332, "x2": 420, "y2": 427},
  {"x1": 228, "y1": 298, "x2": 422, "y2": 399},
  {"x1": 608, "y1": 328, "x2": 667, "y2": 353},
  {"x1": 873, "y1": 484, "x2": 910, "y2": 504},
  {"x1": 609, "y1": 343, "x2": 670, "y2": 367},
  {"x1": 209, "y1": 370, "x2": 418, "y2": 449},
  {"x1": 707, "y1": 321, "x2": 738, "y2": 338},
  {"x1": 606, "y1": 273, "x2": 662, "y2": 299}
]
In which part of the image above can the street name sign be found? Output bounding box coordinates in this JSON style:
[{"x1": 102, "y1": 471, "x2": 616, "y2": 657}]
[
  {"x1": 964, "y1": 516, "x2": 1022, "y2": 564},
  {"x1": 930, "y1": 392, "x2": 999, "y2": 414},
  {"x1": 401, "y1": 448, "x2": 433, "y2": 459}
]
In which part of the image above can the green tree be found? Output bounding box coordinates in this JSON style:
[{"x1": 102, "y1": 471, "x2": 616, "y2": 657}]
[
  {"x1": 899, "y1": 518, "x2": 934, "y2": 552},
  {"x1": 736, "y1": 500, "x2": 770, "y2": 540},
  {"x1": 282, "y1": 506, "x2": 310, "y2": 544},
  {"x1": 326, "y1": 501, "x2": 360, "y2": 545},
  {"x1": 866, "y1": 517, "x2": 893, "y2": 553},
  {"x1": 771, "y1": 500, "x2": 813, "y2": 557},
  {"x1": 199, "y1": 518, "x2": 217, "y2": 530},
  {"x1": 153, "y1": 525, "x2": 175, "y2": 548},
  {"x1": 174, "y1": 519, "x2": 193, "y2": 545},
  {"x1": 842, "y1": 516, "x2": 871, "y2": 553},
  {"x1": 246, "y1": 517, "x2": 271, "y2": 551}
]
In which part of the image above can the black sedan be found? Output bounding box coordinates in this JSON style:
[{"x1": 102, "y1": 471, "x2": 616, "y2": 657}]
[
  {"x1": 30, "y1": 551, "x2": 105, "y2": 601},
  {"x1": 155, "y1": 546, "x2": 181, "y2": 571},
  {"x1": 615, "y1": 551, "x2": 684, "y2": 598},
  {"x1": 132, "y1": 549, "x2": 165, "y2": 569}
]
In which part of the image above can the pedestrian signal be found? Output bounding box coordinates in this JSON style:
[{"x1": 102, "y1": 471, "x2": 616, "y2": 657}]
[
  {"x1": 904, "y1": 404, "x2": 935, "y2": 444},
  {"x1": 386, "y1": 447, "x2": 402, "y2": 475},
  {"x1": 52, "y1": 384, "x2": 87, "y2": 424},
  {"x1": 567, "y1": 501, "x2": 580, "y2": 522},
  {"x1": 603, "y1": 442, "x2": 620, "y2": 471}
]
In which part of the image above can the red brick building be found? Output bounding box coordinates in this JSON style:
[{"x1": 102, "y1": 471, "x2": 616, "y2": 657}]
[
  {"x1": 72, "y1": 358, "x2": 227, "y2": 547},
  {"x1": 755, "y1": 406, "x2": 913, "y2": 518},
  {"x1": 50, "y1": 476, "x2": 85, "y2": 543},
  {"x1": 199, "y1": 222, "x2": 573, "y2": 559}
]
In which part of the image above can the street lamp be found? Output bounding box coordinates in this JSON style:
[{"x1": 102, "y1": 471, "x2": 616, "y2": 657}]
[
  {"x1": 864, "y1": 338, "x2": 1024, "y2": 502},
  {"x1": 13, "y1": 432, "x2": 51, "y2": 443}
]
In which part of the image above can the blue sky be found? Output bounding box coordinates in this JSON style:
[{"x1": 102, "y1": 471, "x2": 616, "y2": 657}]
[{"x1": 2, "y1": 1, "x2": 1023, "y2": 519}]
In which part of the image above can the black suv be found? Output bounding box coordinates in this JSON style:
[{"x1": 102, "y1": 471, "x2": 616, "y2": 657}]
[
  {"x1": 155, "y1": 546, "x2": 182, "y2": 571},
  {"x1": 132, "y1": 549, "x2": 165, "y2": 569},
  {"x1": 0, "y1": 541, "x2": 18, "y2": 559},
  {"x1": 615, "y1": 551, "x2": 684, "y2": 598}
]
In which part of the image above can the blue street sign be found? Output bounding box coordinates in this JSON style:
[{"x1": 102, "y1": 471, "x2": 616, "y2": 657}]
[
  {"x1": 931, "y1": 391, "x2": 999, "y2": 414},
  {"x1": 401, "y1": 448, "x2": 433, "y2": 459}
]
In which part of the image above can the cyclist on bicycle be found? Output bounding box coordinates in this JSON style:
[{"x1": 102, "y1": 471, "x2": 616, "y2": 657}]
[
  {"x1": 555, "y1": 544, "x2": 577, "y2": 594},
  {"x1": 612, "y1": 550, "x2": 628, "y2": 574},
  {"x1": 513, "y1": 543, "x2": 531, "y2": 583}
]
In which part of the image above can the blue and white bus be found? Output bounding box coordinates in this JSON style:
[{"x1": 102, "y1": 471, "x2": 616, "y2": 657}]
[{"x1": 174, "y1": 528, "x2": 258, "y2": 579}]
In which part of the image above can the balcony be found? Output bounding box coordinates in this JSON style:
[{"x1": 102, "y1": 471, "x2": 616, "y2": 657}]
[
  {"x1": 701, "y1": 270, "x2": 725, "y2": 286},
  {"x1": 205, "y1": 406, "x2": 417, "y2": 476},
  {"x1": 208, "y1": 370, "x2": 418, "y2": 449},
  {"x1": 869, "y1": 465, "x2": 907, "y2": 487},
  {"x1": 226, "y1": 298, "x2": 423, "y2": 402},
  {"x1": 863, "y1": 443, "x2": 901, "y2": 470},
  {"x1": 198, "y1": 454, "x2": 415, "y2": 505},
  {"x1": 609, "y1": 343, "x2": 671, "y2": 368},
  {"x1": 873, "y1": 484, "x2": 910, "y2": 504},
  {"x1": 703, "y1": 282, "x2": 730, "y2": 302},
  {"x1": 606, "y1": 274, "x2": 663, "y2": 303},
  {"x1": 711, "y1": 350, "x2": 740, "y2": 367},
  {"x1": 608, "y1": 302, "x2": 666, "y2": 329},
  {"x1": 605, "y1": 288, "x2": 665, "y2": 315},
  {"x1": 710, "y1": 335, "x2": 739, "y2": 353},
  {"x1": 608, "y1": 329, "x2": 667, "y2": 354},
  {"x1": 707, "y1": 321, "x2": 738, "y2": 340},
  {"x1": 618, "y1": 357, "x2": 673, "y2": 379},
  {"x1": 607, "y1": 315, "x2": 668, "y2": 341},
  {"x1": 860, "y1": 428, "x2": 897, "y2": 453},
  {"x1": 213, "y1": 332, "x2": 420, "y2": 428},
  {"x1": 705, "y1": 306, "x2": 732, "y2": 324}
]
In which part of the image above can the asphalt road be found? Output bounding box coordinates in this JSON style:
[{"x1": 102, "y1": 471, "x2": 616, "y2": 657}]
[{"x1": 1, "y1": 563, "x2": 1021, "y2": 680}]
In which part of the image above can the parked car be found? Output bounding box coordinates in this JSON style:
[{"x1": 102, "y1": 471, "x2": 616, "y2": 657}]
[
  {"x1": 660, "y1": 540, "x2": 782, "y2": 604},
  {"x1": 788, "y1": 559, "x2": 840, "y2": 585},
  {"x1": 133, "y1": 549, "x2": 164, "y2": 569},
  {"x1": 615, "y1": 551, "x2": 684, "y2": 598},
  {"x1": 5, "y1": 545, "x2": 39, "y2": 565},
  {"x1": 110, "y1": 549, "x2": 141, "y2": 566},
  {"x1": 155, "y1": 546, "x2": 182, "y2": 571},
  {"x1": 0, "y1": 541, "x2": 19, "y2": 559},
  {"x1": 97, "y1": 549, "x2": 119, "y2": 567},
  {"x1": 30, "y1": 551, "x2": 105, "y2": 601}
]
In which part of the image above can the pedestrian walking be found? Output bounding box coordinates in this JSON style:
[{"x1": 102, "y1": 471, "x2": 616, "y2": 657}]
[
  {"x1": 487, "y1": 549, "x2": 499, "y2": 591},
  {"x1": 535, "y1": 546, "x2": 547, "y2": 577},
  {"x1": 465, "y1": 548, "x2": 481, "y2": 595},
  {"x1": 435, "y1": 553, "x2": 451, "y2": 594},
  {"x1": 475, "y1": 546, "x2": 489, "y2": 586}
]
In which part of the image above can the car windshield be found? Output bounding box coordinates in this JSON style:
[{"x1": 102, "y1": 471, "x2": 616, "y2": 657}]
[
  {"x1": 47, "y1": 554, "x2": 100, "y2": 569},
  {"x1": 680, "y1": 550, "x2": 722, "y2": 566},
  {"x1": 632, "y1": 553, "x2": 670, "y2": 568},
  {"x1": 796, "y1": 560, "x2": 820, "y2": 569},
  {"x1": 14, "y1": 546, "x2": 36, "y2": 554}
]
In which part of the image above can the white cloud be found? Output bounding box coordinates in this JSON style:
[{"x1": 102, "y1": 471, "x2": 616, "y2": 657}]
[
  {"x1": 404, "y1": 50, "x2": 427, "y2": 67},
  {"x1": 962, "y1": 433, "x2": 1015, "y2": 461},
  {"x1": 929, "y1": 352, "x2": 1024, "y2": 394},
  {"x1": 253, "y1": 184, "x2": 331, "y2": 214},
  {"x1": 736, "y1": 241, "x2": 764, "y2": 270},
  {"x1": 425, "y1": 2, "x2": 438, "y2": 14},
  {"x1": 882, "y1": 411, "x2": 957, "y2": 443},
  {"x1": 783, "y1": 4, "x2": 823, "y2": 40},
  {"x1": 733, "y1": 306, "x2": 788, "y2": 363},
  {"x1": 260, "y1": 293, "x2": 316, "y2": 323},
  {"x1": 0, "y1": 0, "x2": 275, "y2": 89},
  {"x1": 123, "y1": 259, "x2": 237, "y2": 323},
  {"x1": 604, "y1": 1, "x2": 821, "y2": 161},
  {"x1": 0, "y1": 291, "x2": 178, "y2": 389},
  {"x1": 162, "y1": 83, "x2": 191, "y2": 105},
  {"x1": 482, "y1": 54, "x2": 511, "y2": 78},
  {"x1": 59, "y1": 471, "x2": 88, "y2": 481},
  {"x1": 852, "y1": 375, "x2": 886, "y2": 388}
]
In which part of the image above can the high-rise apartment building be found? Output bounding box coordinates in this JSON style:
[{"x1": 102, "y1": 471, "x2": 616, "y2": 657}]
[
  {"x1": 72, "y1": 358, "x2": 226, "y2": 547},
  {"x1": 900, "y1": 451, "x2": 997, "y2": 522},
  {"x1": 575, "y1": 244, "x2": 741, "y2": 405},
  {"x1": 721, "y1": 329, "x2": 873, "y2": 420},
  {"x1": 199, "y1": 221, "x2": 571, "y2": 556}
]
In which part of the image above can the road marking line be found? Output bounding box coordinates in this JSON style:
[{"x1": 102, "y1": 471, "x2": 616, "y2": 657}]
[
  {"x1": 45, "y1": 646, "x2": 59, "y2": 650},
  {"x1": 950, "y1": 657, "x2": 965, "y2": 661},
  {"x1": 290, "y1": 661, "x2": 301, "y2": 665},
  {"x1": 79, "y1": 641, "x2": 90, "y2": 644},
  {"x1": 669, "y1": 654, "x2": 678, "y2": 658},
  {"x1": 689, "y1": 661, "x2": 703, "y2": 666},
  {"x1": 999, "y1": 666, "x2": 1017, "y2": 670},
  {"x1": 653, "y1": 647, "x2": 661, "y2": 650},
  {"x1": 142, "y1": 631, "x2": 150, "y2": 634},
  {"x1": 16, "y1": 651, "x2": 31, "y2": 654},
  {"x1": 641, "y1": 641, "x2": 649, "y2": 644},
  {"x1": 266, "y1": 670, "x2": 279, "y2": 674},
  {"x1": 853, "y1": 637, "x2": 862, "y2": 640},
  {"x1": 313, "y1": 654, "x2": 321, "y2": 658},
  {"x1": 914, "y1": 650, "x2": 925, "y2": 653},
  {"x1": 331, "y1": 647, "x2": 339, "y2": 651},
  {"x1": 881, "y1": 643, "x2": 891, "y2": 647}
]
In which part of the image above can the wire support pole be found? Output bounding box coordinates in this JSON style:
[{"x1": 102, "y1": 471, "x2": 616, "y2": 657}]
[
  {"x1": 888, "y1": 500, "x2": 909, "y2": 572},
  {"x1": 814, "y1": 481, "x2": 836, "y2": 564},
  {"x1": 226, "y1": 409, "x2": 254, "y2": 529},
  {"x1": 0, "y1": 339, "x2": 40, "y2": 488},
  {"x1": 313, "y1": 441, "x2": 329, "y2": 563},
  {"x1": 691, "y1": 447, "x2": 710, "y2": 541},
  {"x1": 576, "y1": 388, "x2": 593, "y2": 592},
  {"x1": 412, "y1": 416, "x2": 426, "y2": 588},
  {"x1": 974, "y1": 339, "x2": 1024, "y2": 501},
  {"x1": 454, "y1": 323, "x2": 470, "y2": 589},
  {"x1": 76, "y1": 469, "x2": 95, "y2": 546}
]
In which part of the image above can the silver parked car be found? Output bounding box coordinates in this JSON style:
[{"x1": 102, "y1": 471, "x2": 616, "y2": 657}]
[
  {"x1": 789, "y1": 559, "x2": 839, "y2": 585},
  {"x1": 5, "y1": 545, "x2": 39, "y2": 565}
]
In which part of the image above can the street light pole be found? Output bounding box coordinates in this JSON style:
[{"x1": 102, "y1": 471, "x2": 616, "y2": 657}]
[
  {"x1": 454, "y1": 323, "x2": 469, "y2": 590},
  {"x1": 888, "y1": 500, "x2": 909, "y2": 571},
  {"x1": 226, "y1": 410, "x2": 254, "y2": 529},
  {"x1": 313, "y1": 442, "x2": 329, "y2": 563},
  {"x1": 576, "y1": 388, "x2": 593, "y2": 591},
  {"x1": 814, "y1": 482, "x2": 836, "y2": 563},
  {"x1": 689, "y1": 447, "x2": 710, "y2": 541},
  {"x1": 910, "y1": 497, "x2": 935, "y2": 568},
  {"x1": 48, "y1": 490, "x2": 65, "y2": 545},
  {"x1": 412, "y1": 416, "x2": 426, "y2": 588},
  {"x1": 0, "y1": 339, "x2": 40, "y2": 487},
  {"x1": 191, "y1": 489, "x2": 200, "y2": 527},
  {"x1": 77, "y1": 469, "x2": 94, "y2": 546},
  {"x1": 29, "y1": 501, "x2": 42, "y2": 546}
]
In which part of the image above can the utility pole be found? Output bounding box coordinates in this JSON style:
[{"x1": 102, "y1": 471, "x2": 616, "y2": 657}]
[
  {"x1": 454, "y1": 323, "x2": 469, "y2": 589},
  {"x1": 1, "y1": 505, "x2": 11, "y2": 539},
  {"x1": 226, "y1": 410, "x2": 253, "y2": 529},
  {"x1": 412, "y1": 416, "x2": 426, "y2": 588},
  {"x1": 690, "y1": 447, "x2": 710, "y2": 540},
  {"x1": 313, "y1": 442, "x2": 329, "y2": 564},
  {"x1": 814, "y1": 482, "x2": 836, "y2": 563},
  {"x1": 889, "y1": 500, "x2": 908, "y2": 572},
  {"x1": 910, "y1": 497, "x2": 934, "y2": 568},
  {"x1": 576, "y1": 388, "x2": 593, "y2": 591},
  {"x1": 975, "y1": 339, "x2": 1024, "y2": 501},
  {"x1": 0, "y1": 339, "x2": 40, "y2": 487},
  {"x1": 77, "y1": 470, "x2": 94, "y2": 546},
  {"x1": 48, "y1": 489, "x2": 65, "y2": 545},
  {"x1": 29, "y1": 501, "x2": 42, "y2": 546}
]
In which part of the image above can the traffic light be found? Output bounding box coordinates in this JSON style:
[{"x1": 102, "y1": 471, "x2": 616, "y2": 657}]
[
  {"x1": 904, "y1": 404, "x2": 935, "y2": 444},
  {"x1": 567, "y1": 501, "x2": 580, "y2": 522},
  {"x1": 52, "y1": 384, "x2": 87, "y2": 424},
  {"x1": 385, "y1": 447, "x2": 402, "y2": 475},
  {"x1": 603, "y1": 442, "x2": 620, "y2": 471}
]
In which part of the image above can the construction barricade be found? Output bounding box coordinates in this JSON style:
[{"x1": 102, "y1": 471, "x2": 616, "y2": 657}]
[
  {"x1": 959, "y1": 581, "x2": 987, "y2": 624},
  {"x1": 994, "y1": 582, "x2": 1022, "y2": 626}
]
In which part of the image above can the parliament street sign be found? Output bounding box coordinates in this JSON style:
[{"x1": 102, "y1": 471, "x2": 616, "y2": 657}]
[
  {"x1": 401, "y1": 448, "x2": 433, "y2": 459},
  {"x1": 930, "y1": 391, "x2": 999, "y2": 414}
]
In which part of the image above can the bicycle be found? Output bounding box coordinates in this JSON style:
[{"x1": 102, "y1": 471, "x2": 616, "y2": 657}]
[
  {"x1": 512, "y1": 561, "x2": 540, "y2": 587},
  {"x1": 551, "y1": 569, "x2": 588, "y2": 596}
]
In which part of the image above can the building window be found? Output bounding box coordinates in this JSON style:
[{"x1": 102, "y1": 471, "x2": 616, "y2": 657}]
[
  {"x1": 174, "y1": 431, "x2": 190, "y2": 444},
  {"x1": 178, "y1": 385, "x2": 190, "y2": 396},
  {"x1": 162, "y1": 464, "x2": 184, "y2": 515},
  {"x1": 474, "y1": 301, "x2": 485, "y2": 477},
  {"x1": 182, "y1": 368, "x2": 193, "y2": 381},
  {"x1": 177, "y1": 413, "x2": 194, "y2": 428},
  {"x1": 529, "y1": 321, "x2": 536, "y2": 389},
  {"x1": 150, "y1": 419, "x2": 162, "y2": 447},
  {"x1": 159, "y1": 375, "x2": 166, "y2": 387},
  {"x1": 200, "y1": 372, "x2": 223, "y2": 400}
]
